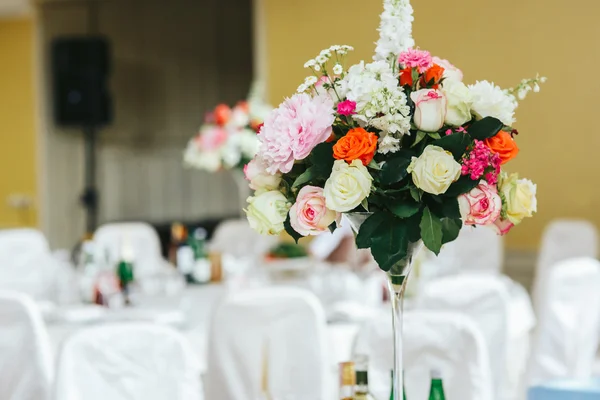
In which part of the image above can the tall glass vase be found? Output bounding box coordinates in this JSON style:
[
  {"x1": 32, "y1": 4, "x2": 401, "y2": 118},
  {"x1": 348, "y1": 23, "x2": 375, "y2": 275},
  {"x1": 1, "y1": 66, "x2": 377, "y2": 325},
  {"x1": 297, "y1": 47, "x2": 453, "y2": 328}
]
[
  {"x1": 231, "y1": 169, "x2": 251, "y2": 217},
  {"x1": 346, "y1": 213, "x2": 423, "y2": 400}
]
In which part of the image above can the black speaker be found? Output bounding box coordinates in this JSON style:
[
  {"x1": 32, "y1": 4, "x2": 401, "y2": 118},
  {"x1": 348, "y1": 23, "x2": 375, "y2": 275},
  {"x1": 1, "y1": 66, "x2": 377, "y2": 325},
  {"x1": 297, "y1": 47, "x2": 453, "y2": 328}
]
[{"x1": 51, "y1": 36, "x2": 112, "y2": 127}]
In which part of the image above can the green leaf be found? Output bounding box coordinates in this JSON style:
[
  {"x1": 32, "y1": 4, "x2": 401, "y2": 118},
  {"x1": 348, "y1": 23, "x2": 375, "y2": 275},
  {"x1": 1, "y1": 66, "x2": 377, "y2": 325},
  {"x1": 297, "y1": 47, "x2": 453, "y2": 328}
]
[
  {"x1": 420, "y1": 207, "x2": 443, "y2": 255},
  {"x1": 433, "y1": 132, "x2": 471, "y2": 160},
  {"x1": 406, "y1": 212, "x2": 423, "y2": 242},
  {"x1": 389, "y1": 201, "x2": 420, "y2": 218},
  {"x1": 328, "y1": 222, "x2": 337, "y2": 234},
  {"x1": 361, "y1": 198, "x2": 369, "y2": 212},
  {"x1": 292, "y1": 166, "x2": 316, "y2": 188},
  {"x1": 367, "y1": 159, "x2": 382, "y2": 170},
  {"x1": 284, "y1": 216, "x2": 303, "y2": 244},
  {"x1": 409, "y1": 187, "x2": 422, "y2": 202},
  {"x1": 441, "y1": 218, "x2": 462, "y2": 244},
  {"x1": 355, "y1": 212, "x2": 387, "y2": 249},
  {"x1": 442, "y1": 197, "x2": 461, "y2": 219},
  {"x1": 371, "y1": 219, "x2": 409, "y2": 271},
  {"x1": 380, "y1": 151, "x2": 413, "y2": 185},
  {"x1": 467, "y1": 117, "x2": 503, "y2": 140},
  {"x1": 443, "y1": 175, "x2": 479, "y2": 197},
  {"x1": 411, "y1": 68, "x2": 420, "y2": 84},
  {"x1": 428, "y1": 132, "x2": 441, "y2": 140},
  {"x1": 310, "y1": 142, "x2": 335, "y2": 171},
  {"x1": 411, "y1": 131, "x2": 427, "y2": 148}
]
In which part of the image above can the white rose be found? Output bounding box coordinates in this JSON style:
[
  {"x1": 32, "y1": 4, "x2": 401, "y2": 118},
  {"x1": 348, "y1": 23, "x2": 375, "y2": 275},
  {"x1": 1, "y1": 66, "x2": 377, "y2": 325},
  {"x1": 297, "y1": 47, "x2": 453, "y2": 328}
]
[
  {"x1": 244, "y1": 158, "x2": 281, "y2": 195},
  {"x1": 407, "y1": 145, "x2": 461, "y2": 195},
  {"x1": 324, "y1": 160, "x2": 373, "y2": 212},
  {"x1": 410, "y1": 89, "x2": 447, "y2": 132},
  {"x1": 245, "y1": 190, "x2": 290, "y2": 235},
  {"x1": 442, "y1": 79, "x2": 473, "y2": 127},
  {"x1": 498, "y1": 172, "x2": 537, "y2": 224}
]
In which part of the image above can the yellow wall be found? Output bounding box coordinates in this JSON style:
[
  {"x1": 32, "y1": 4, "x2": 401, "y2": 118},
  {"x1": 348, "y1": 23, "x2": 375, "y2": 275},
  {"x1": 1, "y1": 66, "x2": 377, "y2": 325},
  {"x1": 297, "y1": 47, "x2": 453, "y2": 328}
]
[
  {"x1": 0, "y1": 18, "x2": 38, "y2": 227},
  {"x1": 264, "y1": 0, "x2": 598, "y2": 250}
]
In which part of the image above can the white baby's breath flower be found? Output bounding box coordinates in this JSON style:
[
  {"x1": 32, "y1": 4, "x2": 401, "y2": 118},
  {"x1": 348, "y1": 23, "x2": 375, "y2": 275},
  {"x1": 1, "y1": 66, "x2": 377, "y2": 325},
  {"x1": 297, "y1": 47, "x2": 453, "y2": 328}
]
[
  {"x1": 533, "y1": 83, "x2": 540, "y2": 93},
  {"x1": 315, "y1": 55, "x2": 328, "y2": 64},
  {"x1": 297, "y1": 83, "x2": 308, "y2": 93},
  {"x1": 304, "y1": 59, "x2": 316, "y2": 68},
  {"x1": 540, "y1": 76, "x2": 548, "y2": 83},
  {"x1": 319, "y1": 49, "x2": 331, "y2": 58},
  {"x1": 329, "y1": 45, "x2": 341, "y2": 52},
  {"x1": 342, "y1": 45, "x2": 354, "y2": 51},
  {"x1": 333, "y1": 64, "x2": 343, "y2": 75},
  {"x1": 304, "y1": 76, "x2": 318, "y2": 86}
]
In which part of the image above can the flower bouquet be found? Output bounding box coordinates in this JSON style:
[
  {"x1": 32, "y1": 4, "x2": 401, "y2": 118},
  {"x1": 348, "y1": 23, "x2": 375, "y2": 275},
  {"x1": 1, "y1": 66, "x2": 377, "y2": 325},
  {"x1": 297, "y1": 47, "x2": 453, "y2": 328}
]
[
  {"x1": 183, "y1": 84, "x2": 271, "y2": 172},
  {"x1": 244, "y1": 0, "x2": 542, "y2": 395}
]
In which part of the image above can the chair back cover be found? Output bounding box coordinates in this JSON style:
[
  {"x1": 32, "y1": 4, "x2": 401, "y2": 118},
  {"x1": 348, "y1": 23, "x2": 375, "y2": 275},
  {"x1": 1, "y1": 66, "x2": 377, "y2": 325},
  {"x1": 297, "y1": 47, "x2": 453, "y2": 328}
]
[
  {"x1": 209, "y1": 218, "x2": 278, "y2": 259},
  {"x1": 419, "y1": 274, "x2": 510, "y2": 400},
  {"x1": 527, "y1": 258, "x2": 600, "y2": 387},
  {"x1": 93, "y1": 222, "x2": 165, "y2": 277},
  {"x1": 205, "y1": 287, "x2": 331, "y2": 400},
  {"x1": 0, "y1": 291, "x2": 53, "y2": 400},
  {"x1": 353, "y1": 310, "x2": 493, "y2": 400},
  {"x1": 532, "y1": 219, "x2": 598, "y2": 312},
  {"x1": 53, "y1": 323, "x2": 202, "y2": 400}
]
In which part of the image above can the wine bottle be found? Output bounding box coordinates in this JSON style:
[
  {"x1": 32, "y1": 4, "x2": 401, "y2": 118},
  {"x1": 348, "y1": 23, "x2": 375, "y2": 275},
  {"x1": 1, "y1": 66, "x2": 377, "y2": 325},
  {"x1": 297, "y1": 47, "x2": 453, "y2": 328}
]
[
  {"x1": 427, "y1": 369, "x2": 446, "y2": 400},
  {"x1": 389, "y1": 370, "x2": 407, "y2": 400},
  {"x1": 338, "y1": 362, "x2": 355, "y2": 400},
  {"x1": 354, "y1": 355, "x2": 375, "y2": 400}
]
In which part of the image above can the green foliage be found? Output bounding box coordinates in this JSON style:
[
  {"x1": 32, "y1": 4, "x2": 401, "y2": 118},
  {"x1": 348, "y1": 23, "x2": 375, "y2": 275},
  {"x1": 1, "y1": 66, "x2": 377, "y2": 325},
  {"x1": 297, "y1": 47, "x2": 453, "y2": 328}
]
[
  {"x1": 284, "y1": 216, "x2": 303, "y2": 244},
  {"x1": 310, "y1": 142, "x2": 335, "y2": 173},
  {"x1": 268, "y1": 242, "x2": 308, "y2": 259},
  {"x1": 420, "y1": 207, "x2": 443, "y2": 255},
  {"x1": 370, "y1": 217, "x2": 409, "y2": 271},
  {"x1": 467, "y1": 117, "x2": 503, "y2": 140},
  {"x1": 441, "y1": 218, "x2": 462, "y2": 244},
  {"x1": 292, "y1": 166, "x2": 317, "y2": 188},
  {"x1": 389, "y1": 201, "x2": 420, "y2": 218},
  {"x1": 443, "y1": 176, "x2": 479, "y2": 197},
  {"x1": 433, "y1": 132, "x2": 471, "y2": 160},
  {"x1": 380, "y1": 150, "x2": 414, "y2": 185},
  {"x1": 355, "y1": 212, "x2": 387, "y2": 249}
]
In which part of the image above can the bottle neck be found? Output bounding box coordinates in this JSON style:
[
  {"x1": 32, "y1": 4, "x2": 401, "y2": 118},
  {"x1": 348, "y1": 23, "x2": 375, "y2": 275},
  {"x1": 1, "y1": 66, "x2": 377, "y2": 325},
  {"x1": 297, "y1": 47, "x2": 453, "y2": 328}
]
[{"x1": 429, "y1": 379, "x2": 445, "y2": 400}]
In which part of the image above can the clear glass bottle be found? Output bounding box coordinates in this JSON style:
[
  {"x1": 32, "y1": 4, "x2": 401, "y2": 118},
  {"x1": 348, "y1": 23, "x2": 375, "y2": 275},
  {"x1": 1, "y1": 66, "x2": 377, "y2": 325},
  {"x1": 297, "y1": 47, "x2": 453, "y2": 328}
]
[
  {"x1": 389, "y1": 370, "x2": 407, "y2": 400},
  {"x1": 427, "y1": 369, "x2": 446, "y2": 400},
  {"x1": 338, "y1": 361, "x2": 355, "y2": 400},
  {"x1": 354, "y1": 355, "x2": 375, "y2": 400}
]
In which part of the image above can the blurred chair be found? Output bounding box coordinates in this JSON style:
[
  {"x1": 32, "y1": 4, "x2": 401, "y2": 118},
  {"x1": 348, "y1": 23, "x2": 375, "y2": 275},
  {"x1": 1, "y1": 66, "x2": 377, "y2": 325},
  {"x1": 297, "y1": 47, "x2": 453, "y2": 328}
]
[
  {"x1": 0, "y1": 228, "x2": 49, "y2": 254},
  {"x1": 205, "y1": 287, "x2": 331, "y2": 400},
  {"x1": 93, "y1": 222, "x2": 167, "y2": 277},
  {"x1": 532, "y1": 219, "x2": 598, "y2": 313},
  {"x1": 418, "y1": 274, "x2": 513, "y2": 400},
  {"x1": 353, "y1": 310, "x2": 493, "y2": 400},
  {"x1": 0, "y1": 291, "x2": 53, "y2": 400},
  {"x1": 53, "y1": 323, "x2": 202, "y2": 400},
  {"x1": 209, "y1": 218, "x2": 278, "y2": 260},
  {"x1": 526, "y1": 258, "x2": 600, "y2": 388}
]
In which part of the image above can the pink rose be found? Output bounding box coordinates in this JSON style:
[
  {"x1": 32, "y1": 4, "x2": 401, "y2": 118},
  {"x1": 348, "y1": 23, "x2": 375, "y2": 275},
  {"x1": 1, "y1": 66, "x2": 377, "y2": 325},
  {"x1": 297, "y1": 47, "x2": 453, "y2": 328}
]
[
  {"x1": 197, "y1": 126, "x2": 228, "y2": 151},
  {"x1": 290, "y1": 185, "x2": 338, "y2": 236},
  {"x1": 458, "y1": 181, "x2": 502, "y2": 226},
  {"x1": 258, "y1": 93, "x2": 335, "y2": 174},
  {"x1": 337, "y1": 100, "x2": 357, "y2": 116},
  {"x1": 432, "y1": 56, "x2": 463, "y2": 82},
  {"x1": 491, "y1": 218, "x2": 514, "y2": 236},
  {"x1": 410, "y1": 89, "x2": 447, "y2": 132}
]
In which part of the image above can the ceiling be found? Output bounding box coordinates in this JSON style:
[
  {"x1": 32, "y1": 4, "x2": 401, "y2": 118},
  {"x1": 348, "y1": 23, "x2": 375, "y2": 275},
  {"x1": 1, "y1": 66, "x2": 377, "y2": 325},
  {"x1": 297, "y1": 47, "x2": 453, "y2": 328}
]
[{"x1": 0, "y1": 0, "x2": 31, "y2": 17}]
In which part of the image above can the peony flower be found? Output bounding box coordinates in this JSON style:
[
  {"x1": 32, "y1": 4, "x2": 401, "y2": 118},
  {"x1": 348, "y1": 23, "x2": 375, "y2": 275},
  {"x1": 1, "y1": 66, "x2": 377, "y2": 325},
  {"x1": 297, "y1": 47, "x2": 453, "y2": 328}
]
[
  {"x1": 411, "y1": 89, "x2": 447, "y2": 132},
  {"x1": 458, "y1": 181, "x2": 502, "y2": 226},
  {"x1": 257, "y1": 93, "x2": 335, "y2": 174},
  {"x1": 442, "y1": 79, "x2": 473, "y2": 127},
  {"x1": 337, "y1": 100, "x2": 357, "y2": 116},
  {"x1": 245, "y1": 190, "x2": 290, "y2": 235},
  {"x1": 498, "y1": 172, "x2": 537, "y2": 225},
  {"x1": 491, "y1": 218, "x2": 514, "y2": 236},
  {"x1": 398, "y1": 48, "x2": 433, "y2": 73},
  {"x1": 289, "y1": 186, "x2": 338, "y2": 236},
  {"x1": 244, "y1": 158, "x2": 281, "y2": 195},
  {"x1": 324, "y1": 160, "x2": 373, "y2": 212},
  {"x1": 333, "y1": 128, "x2": 378, "y2": 166},
  {"x1": 432, "y1": 56, "x2": 463, "y2": 82},
  {"x1": 469, "y1": 80, "x2": 518, "y2": 126},
  {"x1": 407, "y1": 145, "x2": 461, "y2": 195}
]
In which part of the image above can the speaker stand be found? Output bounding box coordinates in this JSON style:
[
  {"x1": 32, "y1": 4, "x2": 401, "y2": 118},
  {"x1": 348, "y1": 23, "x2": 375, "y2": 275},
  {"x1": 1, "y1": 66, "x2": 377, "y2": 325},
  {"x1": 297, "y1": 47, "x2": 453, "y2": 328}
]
[{"x1": 81, "y1": 125, "x2": 98, "y2": 235}]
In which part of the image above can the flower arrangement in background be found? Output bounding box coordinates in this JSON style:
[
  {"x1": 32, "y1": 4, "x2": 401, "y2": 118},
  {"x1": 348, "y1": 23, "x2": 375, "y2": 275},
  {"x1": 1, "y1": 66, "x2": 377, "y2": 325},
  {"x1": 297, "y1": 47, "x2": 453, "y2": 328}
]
[
  {"x1": 183, "y1": 83, "x2": 272, "y2": 172},
  {"x1": 245, "y1": 0, "x2": 544, "y2": 271}
]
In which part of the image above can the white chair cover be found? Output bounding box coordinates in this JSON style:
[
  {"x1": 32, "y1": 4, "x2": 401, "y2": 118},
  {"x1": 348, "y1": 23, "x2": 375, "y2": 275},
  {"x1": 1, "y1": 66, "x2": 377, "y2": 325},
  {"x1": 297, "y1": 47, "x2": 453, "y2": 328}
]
[
  {"x1": 93, "y1": 222, "x2": 166, "y2": 277},
  {"x1": 205, "y1": 287, "x2": 331, "y2": 400},
  {"x1": 0, "y1": 291, "x2": 53, "y2": 400},
  {"x1": 209, "y1": 219, "x2": 278, "y2": 259},
  {"x1": 420, "y1": 225, "x2": 503, "y2": 281},
  {"x1": 353, "y1": 310, "x2": 493, "y2": 400},
  {"x1": 527, "y1": 258, "x2": 600, "y2": 387},
  {"x1": 419, "y1": 274, "x2": 511, "y2": 400},
  {"x1": 532, "y1": 219, "x2": 598, "y2": 312},
  {"x1": 53, "y1": 323, "x2": 202, "y2": 400}
]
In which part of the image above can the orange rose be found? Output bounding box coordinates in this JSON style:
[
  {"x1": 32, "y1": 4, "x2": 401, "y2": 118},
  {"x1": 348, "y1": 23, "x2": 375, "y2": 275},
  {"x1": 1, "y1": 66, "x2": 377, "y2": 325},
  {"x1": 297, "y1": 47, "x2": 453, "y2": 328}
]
[
  {"x1": 483, "y1": 130, "x2": 519, "y2": 164},
  {"x1": 420, "y1": 64, "x2": 445, "y2": 89},
  {"x1": 333, "y1": 128, "x2": 378, "y2": 166},
  {"x1": 399, "y1": 67, "x2": 413, "y2": 87},
  {"x1": 214, "y1": 104, "x2": 231, "y2": 126}
]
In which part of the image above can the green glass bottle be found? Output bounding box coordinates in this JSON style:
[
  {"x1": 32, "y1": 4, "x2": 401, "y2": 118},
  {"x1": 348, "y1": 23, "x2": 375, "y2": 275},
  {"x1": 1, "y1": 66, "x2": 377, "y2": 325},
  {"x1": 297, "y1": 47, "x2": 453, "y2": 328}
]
[
  {"x1": 354, "y1": 355, "x2": 375, "y2": 400},
  {"x1": 428, "y1": 369, "x2": 446, "y2": 400},
  {"x1": 388, "y1": 370, "x2": 407, "y2": 400}
]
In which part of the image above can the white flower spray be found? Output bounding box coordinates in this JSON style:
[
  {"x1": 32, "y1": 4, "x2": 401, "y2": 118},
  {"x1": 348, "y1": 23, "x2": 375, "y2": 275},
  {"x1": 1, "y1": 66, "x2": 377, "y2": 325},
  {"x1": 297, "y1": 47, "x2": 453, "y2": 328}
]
[{"x1": 374, "y1": 0, "x2": 415, "y2": 65}]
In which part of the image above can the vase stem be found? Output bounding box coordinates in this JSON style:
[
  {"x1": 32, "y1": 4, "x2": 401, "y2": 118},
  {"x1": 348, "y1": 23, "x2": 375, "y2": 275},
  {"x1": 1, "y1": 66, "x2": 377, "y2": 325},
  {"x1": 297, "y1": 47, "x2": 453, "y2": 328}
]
[{"x1": 388, "y1": 274, "x2": 408, "y2": 400}]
